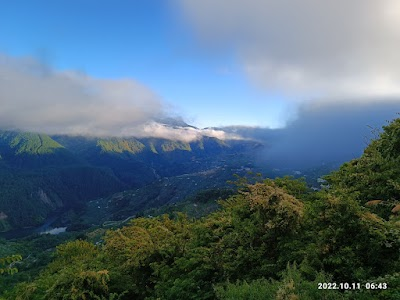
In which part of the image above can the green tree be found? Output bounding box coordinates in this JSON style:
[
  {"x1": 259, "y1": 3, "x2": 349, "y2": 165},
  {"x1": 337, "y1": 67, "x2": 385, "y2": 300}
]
[
  {"x1": 0, "y1": 254, "x2": 22, "y2": 275},
  {"x1": 215, "y1": 264, "x2": 344, "y2": 300},
  {"x1": 304, "y1": 192, "x2": 400, "y2": 282},
  {"x1": 150, "y1": 180, "x2": 305, "y2": 299},
  {"x1": 8, "y1": 240, "x2": 122, "y2": 300},
  {"x1": 103, "y1": 214, "x2": 192, "y2": 299},
  {"x1": 326, "y1": 117, "x2": 400, "y2": 219}
]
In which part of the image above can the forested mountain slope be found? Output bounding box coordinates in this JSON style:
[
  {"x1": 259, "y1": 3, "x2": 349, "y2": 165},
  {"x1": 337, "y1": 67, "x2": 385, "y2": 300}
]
[
  {"x1": 2, "y1": 117, "x2": 399, "y2": 299},
  {"x1": 0, "y1": 130, "x2": 261, "y2": 231}
]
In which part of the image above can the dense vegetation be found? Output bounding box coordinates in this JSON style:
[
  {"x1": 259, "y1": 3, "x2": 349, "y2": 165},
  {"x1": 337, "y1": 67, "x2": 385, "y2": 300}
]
[
  {"x1": 1, "y1": 118, "x2": 400, "y2": 299},
  {"x1": 0, "y1": 130, "x2": 260, "y2": 231}
]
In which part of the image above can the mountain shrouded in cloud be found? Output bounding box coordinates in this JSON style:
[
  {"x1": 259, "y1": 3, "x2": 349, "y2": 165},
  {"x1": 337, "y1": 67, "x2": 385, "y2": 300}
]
[
  {"x1": 0, "y1": 54, "x2": 238, "y2": 142},
  {"x1": 174, "y1": 0, "x2": 400, "y2": 167},
  {"x1": 239, "y1": 100, "x2": 400, "y2": 169},
  {"x1": 131, "y1": 122, "x2": 242, "y2": 143},
  {"x1": 0, "y1": 54, "x2": 164, "y2": 136},
  {"x1": 177, "y1": 0, "x2": 400, "y2": 100}
]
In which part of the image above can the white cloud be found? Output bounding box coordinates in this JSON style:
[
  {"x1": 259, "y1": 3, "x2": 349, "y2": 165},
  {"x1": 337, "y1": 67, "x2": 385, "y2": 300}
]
[
  {"x1": 0, "y1": 54, "x2": 164, "y2": 136},
  {"x1": 0, "y1": 54, "x2": 246, "y2": 141},
  {"x1": 125, "y1": 122, "x2": 243, "y2": 143},
  {"x1": 176, "y1": 0, "x2": 400, "y2": 100}
]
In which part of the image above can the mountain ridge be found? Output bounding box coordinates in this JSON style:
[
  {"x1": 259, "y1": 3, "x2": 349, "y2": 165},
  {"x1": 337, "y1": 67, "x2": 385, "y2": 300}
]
[{"x1": 0, "y1": 128, "x2": 263, "y2": 231}]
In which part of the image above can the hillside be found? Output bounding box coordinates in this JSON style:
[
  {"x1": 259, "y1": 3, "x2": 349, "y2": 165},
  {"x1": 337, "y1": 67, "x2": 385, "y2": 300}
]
[
  {"x1": 52, "y1": 134, "x2": 261, "y2": 179},
  {"x1": 0, "y1": 131, "x2": 79, "y2": 168},
  {"x1": 1, "y1": 116, "x2": 400, "y2": 299},
  {"x1": 81, "y1": 166, "x2": 246, "y2": 227},
  {"x1": 0, "y1": 129, "x2": 262, "y2": 231}
]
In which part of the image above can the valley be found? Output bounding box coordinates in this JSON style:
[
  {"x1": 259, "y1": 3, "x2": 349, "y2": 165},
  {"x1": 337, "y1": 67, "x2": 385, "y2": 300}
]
[
  {"x1": 1, "y1": 119, "x2": 399, "y2": 299},
  {"x1": 1, "y1": 2, "x2": 400, "y2": 297},
  {"x1": 0, "y1": 127, "x2": 263, "y2": 234},
  {"x1": 0, "y1": 123, "x2": 338, "y2": 240}
]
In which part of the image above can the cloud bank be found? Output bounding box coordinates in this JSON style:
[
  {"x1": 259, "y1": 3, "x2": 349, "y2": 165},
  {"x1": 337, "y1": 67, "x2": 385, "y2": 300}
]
[
  {"x1": 177, "y1": 0, "x2": 400, "y2": 100},
  {"x1": 255, "y1": 101, "x2": 400, "y2": 169},
  {"x1": 0, "y1": 55, "x2": 242, "y2": 142},
  {"x1": 125, "y1": 122, "x2": 242, "y2": 143},
  {"x1": 0, "y1": 54, "x2": 164, "y2": 136}
]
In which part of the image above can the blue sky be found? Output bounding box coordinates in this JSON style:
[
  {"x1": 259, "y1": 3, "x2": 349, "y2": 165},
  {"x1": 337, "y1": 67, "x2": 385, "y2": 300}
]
[
  {"x1": 0, "y1": 0, "x2": 289, "y2": 129},
  {"x1": 1, "y1": 0, "x2": 399, "y2": 137}
]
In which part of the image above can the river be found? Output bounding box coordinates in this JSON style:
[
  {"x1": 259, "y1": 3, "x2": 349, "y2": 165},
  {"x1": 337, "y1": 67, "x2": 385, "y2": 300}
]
[{"x1": 0, "y1": 214, "x2": 65, "y2": 240}]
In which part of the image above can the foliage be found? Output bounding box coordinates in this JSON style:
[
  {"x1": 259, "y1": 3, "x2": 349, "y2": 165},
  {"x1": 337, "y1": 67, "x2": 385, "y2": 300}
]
[
  {"x1": 303, "y1": 192, "x2": 400, "y2": 282},
  {"x1": 0, "y1": 166, "x2": 123, "y2": 229},
  {"x1": 325, "y1": 117, "x2": 400, "y2": 219},
  {"x1": 215, "y1": 264, "x2": 344, "y2": 300},
  {"x1": 0, "y1": 129, "x2": 258, "y2": 231},
  {"x1": 5, "y1": 240, "x2": 126, "y2": 300},
  {"x1": 0, "y1": 254, "x2": 22, "y2": 275},
  {"x1": 3, "y1": 118, "x2": 400, "y2": 299},
  {"x1": 187, "y1": 188, "x2": 235, "y2": 204},
  {"x1": 0, "y1": 131, "x2": 63, "y2": 156},
  {"x1": 5, "y1": 171, "x2": 400, "y2": 299},
  {"x1": 0, "y1": 232, "x2": 93, "y2": 295},
  {"x1": 214, "y1": 278, "x2": 277, "y2": 300},
  {"x1": 161, "y1": 141, "x2": 192, "y2": 152},
  {"x1": 97, "y1": 138, "x2": 145, "y2": 155},
  {"x1": 265, "y1": 175, "x2": 309, "y2": 200}
]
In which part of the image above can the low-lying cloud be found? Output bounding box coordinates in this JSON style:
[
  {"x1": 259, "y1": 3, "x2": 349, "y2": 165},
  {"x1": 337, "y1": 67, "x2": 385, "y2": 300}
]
[
  {"x1": 128, "y1": 122, "x2": 243, "y2": 143},
  {"x1": 177, "y1": 0, "x2": 400, "y2": 100},
  {"x1": 251, "y1": 101, "x2": 400, "y2": 169},
  {"x1": 0, "y1": 54, "x2": 243, "y2": 142},
  {"x1": 0, "y1": 54, "x2": 164, "y2": 136}
]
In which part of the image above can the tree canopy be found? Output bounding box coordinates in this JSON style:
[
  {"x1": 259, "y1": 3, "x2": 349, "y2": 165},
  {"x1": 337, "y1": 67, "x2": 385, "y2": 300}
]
[{"x1": 2, "y1": 117, "x2": 400, "y2": 299}]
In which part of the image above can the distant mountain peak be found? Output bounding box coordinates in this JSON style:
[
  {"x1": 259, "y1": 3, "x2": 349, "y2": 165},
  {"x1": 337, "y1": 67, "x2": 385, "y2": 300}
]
[{"x1": 153, "y1": 117, "x2": 198, "y2": 129}]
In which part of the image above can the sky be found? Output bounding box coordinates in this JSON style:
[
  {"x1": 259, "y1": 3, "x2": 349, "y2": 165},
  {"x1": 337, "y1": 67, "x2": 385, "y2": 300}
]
[{"x1": 0, "y1": 0, "x2": 400, "y2": 138}]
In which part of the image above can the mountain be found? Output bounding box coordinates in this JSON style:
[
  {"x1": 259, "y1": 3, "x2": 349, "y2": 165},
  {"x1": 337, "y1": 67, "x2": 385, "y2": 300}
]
[
  {"x1": 4, "y1": 117, "x2": 400, "y2": 300},
  {"x1": 51, "y1": 134, "x2": 262, "y2": 183},
  {"x1": 0, "y1": 131, "x2": 79, "y2": 168},
  {"x1": 0, "y1": 128, "x2": 262, "y2": 232},
  {"x1": 153, "y1": 117, "x2": 197, "y2": 129},
  {"x1": 0, "y1": 131, "x2": 126, "y2": 231},
  {"x1": 80, "y1": 166, "x2": 245, "y2": 227},
  {"x1": 218, "y1": 105, "x2": 399, "y2": 170}
]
